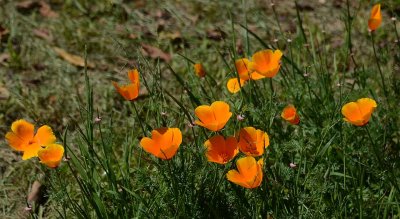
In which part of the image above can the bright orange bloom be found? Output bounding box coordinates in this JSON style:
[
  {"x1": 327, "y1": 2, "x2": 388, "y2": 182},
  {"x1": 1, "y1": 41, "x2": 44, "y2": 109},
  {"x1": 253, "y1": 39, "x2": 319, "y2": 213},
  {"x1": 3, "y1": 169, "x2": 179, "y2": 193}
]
[
  {"x1": 38, "y1": 144, "x2": 64, "y2": 168},
  {"x1": 250, "y1": 49, "x2": 282, "y2": 77},
  {"x1": 112, "y1": 69, "x2": 140, "y2": 101},
  {"x1": 140, "y1": 127, "x2": 182, "y2": 160},
  {"x1": 238, "y1": 127, "x2": 270, "y2": 157},
  {"x1": 195, "y1": 101, "x2": 232, "y2": 131},
  {"x1": 194, "y1": 63, "x2": 206, "y2": 77},
  {"x1": 226, "y1": 156, "x2": 263, "y2": 189},
  {"x1": 204, "y1": 135, "x2": 239, "y2": 164},
  {"x1": 281, "y1": 105, "x2": 300, "y2": 125},
  {"x1": 5, "y1": 119, "x2": 56, "y2": 160},
  {"x1": 368, "y1": 4, "x2": 382, "y2": 31},
  {"x1": 235, "y1": 58, "x2": 265, "y2": 81},
  {"x1": 342, "y1": 98, "x2": 377, "y2": 126},
  {"x1": 227, "y1": 78, "x2": 246, "y2": 93}
]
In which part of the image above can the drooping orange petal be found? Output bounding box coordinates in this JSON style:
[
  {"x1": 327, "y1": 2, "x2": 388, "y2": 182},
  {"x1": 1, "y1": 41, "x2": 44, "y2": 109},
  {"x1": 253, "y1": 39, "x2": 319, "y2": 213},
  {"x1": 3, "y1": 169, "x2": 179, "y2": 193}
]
[
  {"x1": 250, "y1": 72, "x2": 266, "y2": 80},
  {"x1": 5, "y1": 119, "x2": 35, "y2": 151},
  {"x1": 368, "y1": 4, "x2": 382, "y2": 31},
  {"x1": 227, "y1": 78, "x2": 246, "y2": 94},
  {"x1": 235, "y1": 58, "x2": 252, "y2": 80},
  {"x1": 194, "y1": 63, "x2": 206, "y2": 78},
  {"x1": 34, "y1": 125, "x2": 56, "y2": 146},
  {"x1": 37, "y1": 144, "x2": 64, "y2": 168}
]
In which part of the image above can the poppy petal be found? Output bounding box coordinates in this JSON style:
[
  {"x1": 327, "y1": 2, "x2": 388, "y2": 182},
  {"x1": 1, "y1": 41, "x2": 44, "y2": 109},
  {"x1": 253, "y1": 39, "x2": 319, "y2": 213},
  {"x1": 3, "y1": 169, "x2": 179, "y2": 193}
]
[
  {"x1": 38, "y1": 144, "x2": 64, "y2": 168},
  {"x1": 34, "y1": 125, "x2": 56, "y2": 146},
  {"x1": 227, "y1": 78, "x2": 246, "y2": 93},
  {"x1": 5, "y1": 120, "x2": 34, "y2": 151},
  {"x1": 22, "y1": 143, "x2": 42, "y2": 160}
]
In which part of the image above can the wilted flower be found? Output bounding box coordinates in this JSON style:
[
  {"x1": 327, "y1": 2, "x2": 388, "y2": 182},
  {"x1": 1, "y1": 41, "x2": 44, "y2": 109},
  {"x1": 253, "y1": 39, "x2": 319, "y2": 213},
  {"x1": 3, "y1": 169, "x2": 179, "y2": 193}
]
[{"x1": 194, "y1": 63, "x2": 206, "y2": 78}]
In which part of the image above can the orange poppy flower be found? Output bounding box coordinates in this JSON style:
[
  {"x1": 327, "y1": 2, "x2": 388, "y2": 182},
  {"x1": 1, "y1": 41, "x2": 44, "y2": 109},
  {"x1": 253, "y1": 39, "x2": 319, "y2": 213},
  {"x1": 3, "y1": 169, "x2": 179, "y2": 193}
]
[
  {"x1": 250, "y1": 49, "x2": 282, "y2": 77},
  {"x1": 38, "y1": 144, "x2": 64, "y2": 168},
  {"x1": 226, "y1": 156, "x2": 263, "y2": 189},
  {"x1": 238, "y1": 127, "x2": 270, "y2": 157},
  {"x1": 235, "y1": 58, "x2": 265, "y2": 81},
  {"x1": 368, "y1": 4, "x2": 382, "y2": 31},
  {"x1": 227, "y1": 78, "x2": 246, "y2": 93},
  {"x1": 281, "y1": 105, "x2": 300, "y2": 125},
  {"x1": 5, "y1": 119, "x2": 56, "y2": 160},
  {"x1": 140, "y1": 127, "x2": 182, "y2": 160},
  {"x1": 194, "y1": 63, "x2": 206, "y2": 78},
  {"x1": 194, "y1": 101, "x2": 232, "y2": 131},
  {"x1": 112, "y1": 69, "x2": 140, "y2": 101},
  {"x1": 342, "y1": 98, "x2": 377, "y2": 126},
  {"x1": 204, "y1": 135, "x2": 239, "y2": 164}
]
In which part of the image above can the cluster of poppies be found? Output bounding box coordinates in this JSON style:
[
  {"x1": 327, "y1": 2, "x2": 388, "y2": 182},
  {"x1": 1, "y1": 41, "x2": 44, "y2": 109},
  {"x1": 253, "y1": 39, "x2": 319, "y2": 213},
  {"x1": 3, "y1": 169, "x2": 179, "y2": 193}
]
[
  {"x1": 5, "y1": 119, "x2": 64, "y2": 168},
  {"x1": 4, "y1": 4, "x2": 381, "y2": 189}
]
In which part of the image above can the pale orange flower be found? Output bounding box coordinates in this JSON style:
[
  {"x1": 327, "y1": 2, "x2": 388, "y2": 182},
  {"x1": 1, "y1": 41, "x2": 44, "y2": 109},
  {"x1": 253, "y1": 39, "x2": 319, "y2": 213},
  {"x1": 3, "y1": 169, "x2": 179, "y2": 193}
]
[
  {"x1": 194, "y1": 63, "x2": 206, "y2": 77},
  {"x1": 368, "y1": 4, "x2": 382, "y2": 31},
  {"x1": 5, "y1": 119, "x2": 56, "y2": 160},
  {"x1": 226, "y1": 156, "x2": 263, "y2": 189},
  {"x1": 112, "y1": 69, "x2": 140, "y2": 101},
  {"x1": 238, "y1": 127, "x2": 270, "y2": 157},
  {"x1": 227, "y1": 78, "x2": 246, "y2": 93},
  {"x1": 38, "y1": 144, "x2": 64, "y2": 168},
  {"x1": 281, "y1": 105, "x2": 300, "y2": 125},
  {"x1": 342, "y1": 98, "x2": 377, "y2": 126},
  {"x1": 204, "y1": 135, "x2": 239, "y2": 164},
  {"x1": 194, "y1": 101, "x2": 232, "y2": 131},
  {"x1": 140, "y1": 128, "x2": 182, "y2": 160},
  {"x1": 250, "y1": 49, "x2": 282, "y2": 77}
]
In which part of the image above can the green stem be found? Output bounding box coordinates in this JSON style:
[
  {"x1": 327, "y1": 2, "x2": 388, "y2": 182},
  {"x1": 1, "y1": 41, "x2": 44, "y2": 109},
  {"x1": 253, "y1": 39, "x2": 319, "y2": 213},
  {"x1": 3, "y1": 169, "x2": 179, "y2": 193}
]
[{"x1": 370, "y1": 33, "x2": 388, "y2": 101}]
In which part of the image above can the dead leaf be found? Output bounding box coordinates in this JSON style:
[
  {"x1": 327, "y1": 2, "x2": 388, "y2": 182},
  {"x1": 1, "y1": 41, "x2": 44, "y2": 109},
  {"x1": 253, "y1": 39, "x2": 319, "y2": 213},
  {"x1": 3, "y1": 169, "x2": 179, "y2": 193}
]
[
  {"x1": 0, "y1": 53, "x2": 10, "y2": 63},
  {"x1": 33, "y1": 28, "x2": 53, "y2": 42},
  {"x1": 27, "y1": 181, "x2": 42, "y2": 203},
  {"x1": 206, "y1": 29, "x2": 226, "y2": 41},
  {"x1": 140, "y1": 43, "x2": 171, "y2": 62},
  {"x1": 39, "y1": 1, "x2": 58, "y2": 18},
  {"x1": 16, "y1": 0, "x2": 39, "y2": 10},
  {"x1": 0, "y1": 86, "x2": 10, "y2": 100},
  {"x1": 53, "y1": 47, "x2": 95, "y2": 68}
]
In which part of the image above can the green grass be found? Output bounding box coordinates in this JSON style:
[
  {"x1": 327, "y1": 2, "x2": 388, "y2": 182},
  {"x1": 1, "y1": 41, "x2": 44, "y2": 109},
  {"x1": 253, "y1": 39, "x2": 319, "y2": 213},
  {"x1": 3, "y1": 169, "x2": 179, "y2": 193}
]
[{"x1": 1, "y1": 0, "x2": 400, "y2": 218}]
